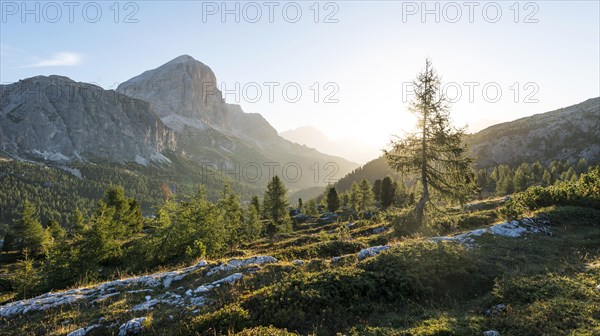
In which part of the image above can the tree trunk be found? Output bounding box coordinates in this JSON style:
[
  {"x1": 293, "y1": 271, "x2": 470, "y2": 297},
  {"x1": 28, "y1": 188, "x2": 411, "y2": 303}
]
[{"x1": 416, "y1": 60, "x2": 431, "y2": 228}]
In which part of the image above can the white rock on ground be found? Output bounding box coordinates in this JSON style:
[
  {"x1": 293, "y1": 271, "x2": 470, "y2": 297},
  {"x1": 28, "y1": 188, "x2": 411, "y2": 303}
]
[
  {"x1": 118, "y1": 317, "x2": 147, "y2": 336},
  {"x1": 372, "y1": 226, "x2": 388, "y2": 234},
  {"x1": 130, "y1": 299, "x2": 160, "y2": 312},
  {"x1": 130, "y1": 272, "x2": 244, "y2": 312},
  {"x1": 485, "y1": 303, "x2": 507, "y2": 316},
  {"x1": 0, "y1": 260, "x2": 208, "y2": 318},
  {"x1": 0, "y1": 256, "x2": 273, "y2": 319},
  {"x1": 483, "y1": 330, "x2": 500, "y2": 336},
  {"x1": 205, "y1": 256, "x2": 278, "y2": 276},
  {"x1": 126, "y1": 289, "x2": 153, "y2": 294},
  {"x1": 292, "y1": 260, "x2": 304, "y2": 265},
  {"x1": 358, "y1": 245, "x2": 391, "y2": 260},
  {"x1": 189, "y1": 296, "x2": 206, "y2": 306},
  {"x1": 430, "y1": 219, "x2": 548, "y2": 247},
  {"x1": 91, "y1": 292, "x2": 120, "y2": 304},
  {"x1": 66, "y1": 324, "x2": 100, "y2": 336},
  {"x1": 211, "y1": 273, "x2": 243, "y2": 285},
  {"x1": 194, "y1": 285, "x2": 214, "y2": 293}
]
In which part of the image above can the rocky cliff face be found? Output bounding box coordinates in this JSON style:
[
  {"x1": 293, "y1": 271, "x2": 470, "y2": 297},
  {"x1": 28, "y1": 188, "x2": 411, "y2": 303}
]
[
  {"x1": 117, "y1": 55, "x2": 228, "y2": 127},
  {"x1": 0, "y1": 76, "x2": 176, "y2": 163},
  {"x1": 467, "y1": 97, "x2": 600, "y2": 167},
  {"x1": 116, "y1": 55, "x2": 358, "y2": 189},
  {"x1": 116, "y1": 55, "x2": 282, "y2": 145}
]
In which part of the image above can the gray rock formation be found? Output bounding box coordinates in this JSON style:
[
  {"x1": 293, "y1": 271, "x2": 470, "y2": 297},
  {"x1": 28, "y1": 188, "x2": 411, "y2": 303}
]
[
  {"x1": 117, "y1": 55, "x2": 225, "y2": 124},
  {"x1": 116, "y1": 55, "x2": 280, "y2": 143},
  {"x1": 467, "y1": 97, "x2": 600, "y2": 167},
  {"x1": 117, "y1": 55, "x2": 358, "y2": 189},
  {"x1": 0, "y1": 76, "x2": 176, "y2": 163}
]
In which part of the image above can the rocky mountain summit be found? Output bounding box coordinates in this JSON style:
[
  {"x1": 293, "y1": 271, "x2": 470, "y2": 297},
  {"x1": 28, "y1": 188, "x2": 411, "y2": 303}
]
[
  {"x1": 117, "y1": 55, "x2": 229, "y2": 128},
  {"x1": 0, "y1": 76, "x2": 176, "y2": 163}
]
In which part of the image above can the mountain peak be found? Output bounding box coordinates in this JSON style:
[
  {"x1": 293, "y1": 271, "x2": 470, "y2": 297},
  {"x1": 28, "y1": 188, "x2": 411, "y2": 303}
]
[
  {"x1": 164, "y1": 54, "x2": 206, "y2": 67},
  {"x1": 171, "y1": 54, "x2": 195, "y2": 61},
  {"x1": 116, "y1": 55, "x2": 219, "y2": 120}
]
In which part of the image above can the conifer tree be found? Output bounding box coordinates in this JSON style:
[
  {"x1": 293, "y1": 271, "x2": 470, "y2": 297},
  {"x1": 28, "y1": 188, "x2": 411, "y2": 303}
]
[
  {"x1": 243, "y1": 205, "x2": 262, "y2": 240},
  {"x1": 305, "y1": 199, "x2": 318, "y2": 216},
  {"x1": 373, "y1": 179, "x2": 383, "y2": 204},
  {"x1": 513, "y1": 166, "x2": 529, "y2": 192},
  {"x1": 12, "y1": 200, "x2": 50, "y2": 256},
  {"x1": 380, "y1": 176, "x2": 396, "y2": 209},
  {"x1": 13, "y1": 248, "x2": 40, "y2": 298},
  {"x1": 69, "y1": 208, "x2": 86, "y2": 237},
  {"x1": 359, "y1": 179, "x2": 374, "y2": 211},
  {"x1": 326, "y1": 187, "x2": 340, "y2": 212},
  {"x1": 385, "y1": 59, "x2": 475, "y2": 227},
  {"x1": 349, "y1": 182, "x2": 361, "y2": 212},
  {"x1": 218, "y1": 182, "x2": 243, "y2": 249},
  {"x1": 250, "y1": 196, "x2": 261, "y2": 217},
  {"x1": 263, "y1": 175, "x2": 289, "y2": 224},
  {"x1": 542, "y1": 169, "x2": 554, "y2": 187},
  {"x1": 47, "y1": 220, "x2": 66, "y2": 243}
]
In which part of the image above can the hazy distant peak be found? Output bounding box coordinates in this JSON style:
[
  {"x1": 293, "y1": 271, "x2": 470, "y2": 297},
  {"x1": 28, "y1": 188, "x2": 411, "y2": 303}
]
[
  {"x1": 281, "y1": 126, "x2": 330, "y2": 140},
  {"x1": 281, "y1": 125, "x2": 378, "y2": 164}
]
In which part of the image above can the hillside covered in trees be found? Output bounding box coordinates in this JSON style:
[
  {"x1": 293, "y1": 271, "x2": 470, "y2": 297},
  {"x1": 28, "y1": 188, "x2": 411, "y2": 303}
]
[{"x1": 1, "y1": 166, "x2": 599, "y2": 335}]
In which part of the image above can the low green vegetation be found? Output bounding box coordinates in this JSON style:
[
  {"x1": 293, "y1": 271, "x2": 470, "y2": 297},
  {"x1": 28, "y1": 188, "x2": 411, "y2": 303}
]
[
  {"x1": 0, "y1": 175, "x2": 291, "y2": 301},
  {"x1": 1, "y1": 169, "x2": 598, "y2": 335}
]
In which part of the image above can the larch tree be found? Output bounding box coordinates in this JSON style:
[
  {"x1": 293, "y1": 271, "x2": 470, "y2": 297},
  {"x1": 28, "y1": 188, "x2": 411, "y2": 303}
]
[
  {"x1": 12, "y1": 200, "x2": 51, "y2": 256},
  {"x1": 373, "y1": 179, "x2": 382, "y2": 204},
  {"x1": 250, "y1": 196, "x2": 261, "y2": 217},
  {"x1": 243, "y1": 205, "x2": 262, "y2": 241},
  {"x1": 385, "y1": 58, "x2": 475, "y2": 227},
  {"x1": 380, "y1": 176, "x2": 396, "y2": 209},
  {"x1": 349, "y1": 182, "x2": 361, "y2": 211},
  {"x1": 263, "y1": 175, "x2": 289, "y2": 224},
  {"x1": 305, "y1": 199, "x2": 318, "y2": 216},
  {"x1": 326, "y1": 187, "x2": 340, "y2": 212},
  {"x1": 218, "y1": 182, "x2": 243, "y2": 249},
  {"x1": 358, "y1": 179, "x2": 374, "y2": 211}
]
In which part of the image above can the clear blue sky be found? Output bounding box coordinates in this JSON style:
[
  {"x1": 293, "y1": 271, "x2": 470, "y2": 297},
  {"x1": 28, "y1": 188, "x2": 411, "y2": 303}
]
[{"x1": 2, "y1": 1, "x2": 599, "y2": 158}]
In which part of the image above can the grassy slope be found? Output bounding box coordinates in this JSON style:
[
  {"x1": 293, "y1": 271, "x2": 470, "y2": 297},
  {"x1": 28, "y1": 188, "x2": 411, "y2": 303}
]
[{"x1": 0, "y1": 205, "x2": 599, "y2": 336}]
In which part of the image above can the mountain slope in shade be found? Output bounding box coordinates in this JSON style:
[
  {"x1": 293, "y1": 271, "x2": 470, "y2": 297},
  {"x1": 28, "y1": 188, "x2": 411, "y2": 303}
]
[
  {"x1": 280, "y1": 126, "x2": 377, "y2": 164},
  {"x1": 0, "y1": 75, "x2": 176, "y2": 163},
  {"x1": 332, "y1": 97, "x2": 600, "y2": 192},
  {"x1": 466, "y1": 97, "x2": 600, "y2": 167}
]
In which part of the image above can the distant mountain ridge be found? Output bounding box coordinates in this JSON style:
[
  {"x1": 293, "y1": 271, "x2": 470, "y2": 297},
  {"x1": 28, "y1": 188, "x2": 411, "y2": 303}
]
[
  {"x1": 280, "y1": 126, "x2": 375, "y2": 164},
  {"x1": 466, "y1": 97, "x2": 600, "y2": 167},
  {"x1": 332, "y1": 97, "x2": 600, "y2": 192}
]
